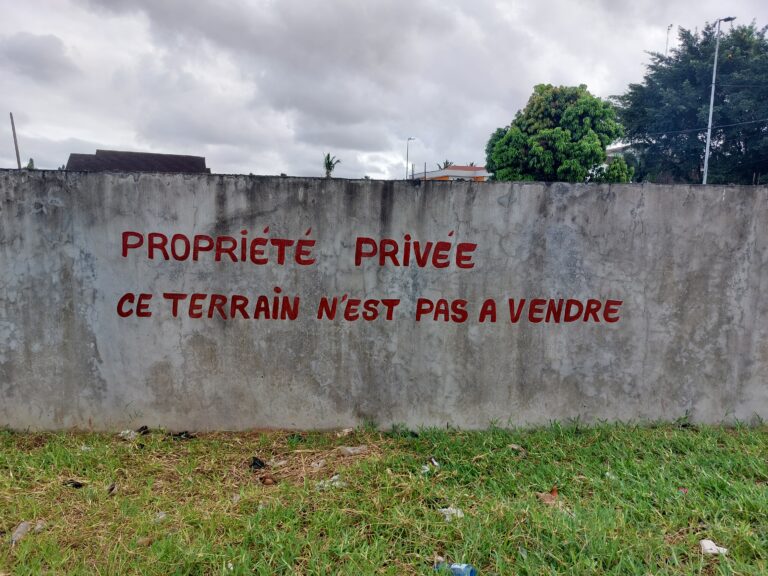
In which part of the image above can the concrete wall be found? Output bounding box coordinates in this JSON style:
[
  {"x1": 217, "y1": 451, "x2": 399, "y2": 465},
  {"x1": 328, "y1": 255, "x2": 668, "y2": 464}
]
[{"x1": 1, "y1": 170, "x2": 767, "y2": 430}]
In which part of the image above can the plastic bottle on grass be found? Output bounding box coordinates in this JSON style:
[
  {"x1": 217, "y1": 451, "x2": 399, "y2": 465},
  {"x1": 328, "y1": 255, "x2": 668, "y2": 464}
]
[{"x1": 435, "y1": 563, "x2": 477, "y2": 576}]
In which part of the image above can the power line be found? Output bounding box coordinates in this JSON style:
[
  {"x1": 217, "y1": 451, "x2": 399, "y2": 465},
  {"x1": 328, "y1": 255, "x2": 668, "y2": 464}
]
[
  {"x1": 635, "y1": 117, "x2": 768, "y2": 137},
  {"x1": 719, "y1": 83, "x2": 768, "y2": 88}
]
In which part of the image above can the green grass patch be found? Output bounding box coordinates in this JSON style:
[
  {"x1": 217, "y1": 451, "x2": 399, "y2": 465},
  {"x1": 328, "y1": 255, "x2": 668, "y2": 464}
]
[{"x1": 1, "y1": 423, "x2": 766, "y2": 575}]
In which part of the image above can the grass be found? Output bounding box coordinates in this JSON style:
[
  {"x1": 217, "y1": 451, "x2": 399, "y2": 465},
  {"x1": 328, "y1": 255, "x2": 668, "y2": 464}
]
[{"x1": 1, "y1": 423, "x2": 766, "y2": 575}]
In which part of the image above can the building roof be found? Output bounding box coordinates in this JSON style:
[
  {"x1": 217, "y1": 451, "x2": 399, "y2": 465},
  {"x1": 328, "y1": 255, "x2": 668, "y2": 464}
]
[
  {"x1": 442, "y1": 165, "x2": 487, "y2": 171},
  {"x1": 606, "y1": 143, "x2": 633, "y2": 157},
  {"x1": 66, "y1": 150, "x2": 210, "y2": 173},
  {"x1": 416, "y1": 165, "x2": 490, "y2": 180}
]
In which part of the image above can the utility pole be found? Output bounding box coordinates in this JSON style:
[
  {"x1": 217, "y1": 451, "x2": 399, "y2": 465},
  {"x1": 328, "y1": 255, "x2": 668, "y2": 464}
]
[
  {"x1": 665, "y1": 24, "x2": 673, "y2": 57},
  {"x1": 703, "y1": 16, "x2": 736, "y2": 185},
  {"x1": 9, "y1": 113, "x2": 21, "y2": 169},
  {"x1": 405, "y1": 137, "x2": 415, "y2": 179}
]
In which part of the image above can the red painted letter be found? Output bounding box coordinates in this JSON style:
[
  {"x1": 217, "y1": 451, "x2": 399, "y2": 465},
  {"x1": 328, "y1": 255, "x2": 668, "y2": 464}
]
[
  {"x1": 117, "y1": 293, "x2": 135, "y2": 317},
  {"x1": 163, "y1": 292, "x2": 188, "y2": 317},
  {"x1": 603, "y1": 299, "x2": 623, "y2": 323},
  {"x1": 415, "y1": 298, "x2": 434, "y2": 321},
  {"x1": 122, "y1": 232, "x2": 144, "y2": 258},
  {"x1": 355, "y1": 237, "x2": 378, "y2": 266}
]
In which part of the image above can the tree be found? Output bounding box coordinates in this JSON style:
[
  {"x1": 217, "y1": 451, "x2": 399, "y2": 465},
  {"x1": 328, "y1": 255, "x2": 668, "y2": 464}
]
[
  {"x1": 436, "y1": 160, "x2": 454, "y2": 169},
  {"x1": 485, "y1": 84, "x2": 625, "y2": 183},
  {"x1": 323, "y1": 153, "x2": 341, "y2": 178},
  {"x1": 595, "y1": 156, "x2": 634, "y2": 183},
  {"x1": 614, "y1": 22, "x2": 768, "y2": 184},
  {"x1": 25, "y1": 158, "x2": 35, "y2": 170}
]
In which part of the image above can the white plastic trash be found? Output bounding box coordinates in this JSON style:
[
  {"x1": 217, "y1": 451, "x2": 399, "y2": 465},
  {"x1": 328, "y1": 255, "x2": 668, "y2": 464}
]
[
  {"x1": 700, "y1": 539, "x2": 728, "y2": 555},
  {"x1": 338, "y1": 445, "x2": 368, "y2": 456},
  {"x1": 10, "y1": 521, "x2": 31, "y2": 546},
  {"x1": 437, "y1": 507, "x2": 464, "y2": 522}
]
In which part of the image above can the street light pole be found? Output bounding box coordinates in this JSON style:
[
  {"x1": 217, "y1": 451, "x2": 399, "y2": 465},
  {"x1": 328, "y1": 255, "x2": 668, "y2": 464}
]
[
  {"x1": 405, "y1": 137, "x2": 415, "y2": 180},
  {"x1": 703, "y1": 16, "x2": 735, "y2": 185},
  {"x1": 10, "y1": 113, "x2": 21, "y2": 170}
]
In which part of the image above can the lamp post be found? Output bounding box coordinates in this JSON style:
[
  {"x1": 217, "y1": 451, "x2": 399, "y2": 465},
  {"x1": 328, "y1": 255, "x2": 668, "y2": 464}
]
[
  {"x1": 703, "y1": 16, "x2": 736, "y2": 185},
  {"x1": 405, "y1": 137, "x2": 415, "y2": 179}
]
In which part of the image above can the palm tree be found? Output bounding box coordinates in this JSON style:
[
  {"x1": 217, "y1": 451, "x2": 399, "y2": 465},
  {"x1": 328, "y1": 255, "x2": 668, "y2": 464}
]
[
  {"x1": 324, "y1": 153, "x2": 341, "y2": 177},
  {"x1": 436, "y1": 159, "x2": 454, "y2": 170}
]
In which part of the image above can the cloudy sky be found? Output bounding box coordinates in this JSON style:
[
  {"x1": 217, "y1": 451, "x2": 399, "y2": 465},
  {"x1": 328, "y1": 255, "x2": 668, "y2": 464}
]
[{"x1": 1, "y1": 0, "x2": 766, "y2": 178}]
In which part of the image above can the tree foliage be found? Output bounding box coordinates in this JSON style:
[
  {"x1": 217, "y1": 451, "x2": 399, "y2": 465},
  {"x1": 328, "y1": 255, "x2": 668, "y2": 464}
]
[
  {"x1": 614, "y1": 22, "x2": 768, "y2": 184},
  {"x1": 595, "y1": 156, "x2": 634, "y2": 183},
  {"x1": 485, "y1": 84, "x2": 625, "y2": 183},
  {"x1": 436, "y1": 160, "x2": 454, "y2": 169},
  {"x1": 323, "y1": 153, "x2": 341, "y2": 178}
]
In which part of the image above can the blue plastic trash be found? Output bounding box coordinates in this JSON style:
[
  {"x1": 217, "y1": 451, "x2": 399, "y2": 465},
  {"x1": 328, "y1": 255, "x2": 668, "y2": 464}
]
[{"x1": 435, "y1": 563, "x2": 477, "y2": 576}]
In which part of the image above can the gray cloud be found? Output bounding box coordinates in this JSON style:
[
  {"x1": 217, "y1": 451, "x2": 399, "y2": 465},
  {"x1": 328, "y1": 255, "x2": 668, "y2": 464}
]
[{"x1": 0, "y1": 32, "x2": 78, "y2": 83}]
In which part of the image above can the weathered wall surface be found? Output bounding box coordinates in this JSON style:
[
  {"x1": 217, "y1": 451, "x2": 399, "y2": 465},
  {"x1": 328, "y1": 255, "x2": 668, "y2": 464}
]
[{"x1": 1, "y1": 170, "x2": 766, "y2": 430}]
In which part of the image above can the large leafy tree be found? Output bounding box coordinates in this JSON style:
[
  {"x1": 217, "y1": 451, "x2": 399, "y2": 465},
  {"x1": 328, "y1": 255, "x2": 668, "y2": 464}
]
[
  {"x1": 485, "y1": 84, "x2": 625, "y2": 182},
  {"x1": 614, "y1": 22, "x2": 768, "y2": 184}
]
